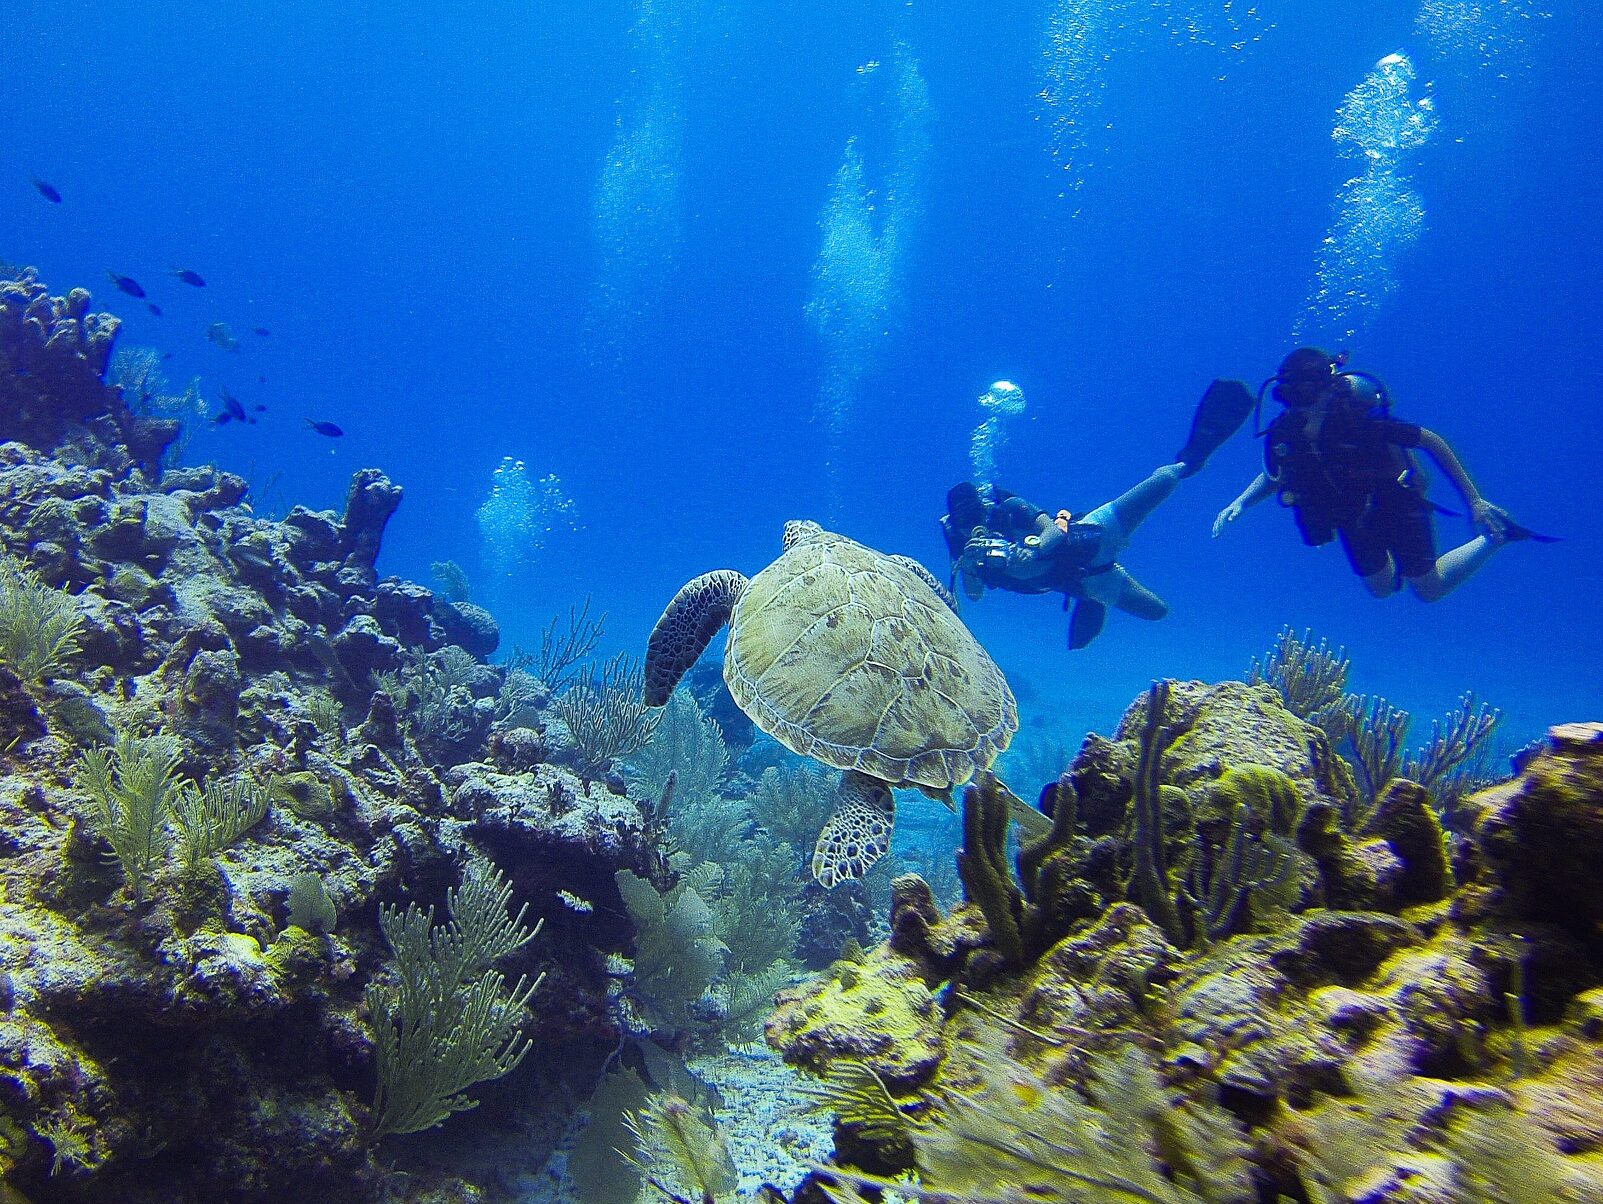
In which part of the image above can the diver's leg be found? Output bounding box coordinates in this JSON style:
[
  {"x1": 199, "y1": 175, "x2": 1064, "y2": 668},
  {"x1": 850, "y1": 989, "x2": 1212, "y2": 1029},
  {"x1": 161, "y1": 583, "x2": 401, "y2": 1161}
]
[
  {"x1": 1084, "y1": 462, "x2": 1186, "y2": 544},
  {"x1": 1407, "y1": 535, "x2": 1498, "y2": 603},
  {"x1": 1067, "y1": 598, "x2": 1108, "y2": 649},
  {"x1": 1360, "y1": 562, "x2": 1400, "y2": 598},
  {"x1": 1339, "y1": 524, "x2": 1399, "y2": 598},
  {"x1": 1110, "y1": 569, "x2": 1169, "y2": 620}
]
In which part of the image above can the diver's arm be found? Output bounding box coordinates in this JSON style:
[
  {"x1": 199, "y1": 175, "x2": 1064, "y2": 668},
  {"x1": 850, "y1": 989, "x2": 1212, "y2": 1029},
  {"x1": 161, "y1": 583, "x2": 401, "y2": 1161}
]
[
  {"x1": 1416, "y1": 428, "x2": 1508, "y2": 534},
  {"x1": 1211, "y1": 472, "x2": 1274, "y2": 538},
  {"x1": 1029, "y1": 509, "x2": 1067, "y2": 555}
]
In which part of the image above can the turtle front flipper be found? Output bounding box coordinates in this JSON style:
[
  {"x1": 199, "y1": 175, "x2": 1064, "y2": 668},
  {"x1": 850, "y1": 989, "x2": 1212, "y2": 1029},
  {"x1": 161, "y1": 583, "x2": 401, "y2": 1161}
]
[
  {"x1": 811, "y1": 771, "x2": 895, "y2": 888},
  {"x1": 644, "y1": 570, "x2": 749, "y2": 706}
]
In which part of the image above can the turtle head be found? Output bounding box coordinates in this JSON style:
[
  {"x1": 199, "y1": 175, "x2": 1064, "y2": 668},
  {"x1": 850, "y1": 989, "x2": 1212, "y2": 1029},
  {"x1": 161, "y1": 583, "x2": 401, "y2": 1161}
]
[{"x1": 783, "y1": 519, "x2": 823, "y2": 551}]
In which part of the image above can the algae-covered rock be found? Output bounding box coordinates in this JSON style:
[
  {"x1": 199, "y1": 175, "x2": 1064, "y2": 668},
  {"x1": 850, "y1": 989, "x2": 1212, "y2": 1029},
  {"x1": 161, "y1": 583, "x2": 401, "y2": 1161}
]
[
  {"x1": 1475, "y1": 721, "x2": 1603, "y2": 943},
  {"x1": 766, "y1": 945, "x2": 944, "y2": 1088},
  {"x1": 273, "y1": 770, "x2": 337, "y2": 819}
]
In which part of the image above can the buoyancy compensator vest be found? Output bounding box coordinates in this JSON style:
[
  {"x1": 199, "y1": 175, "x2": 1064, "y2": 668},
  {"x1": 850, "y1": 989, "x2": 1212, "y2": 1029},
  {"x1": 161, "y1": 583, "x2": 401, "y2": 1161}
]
[{"x1": 1262, "y1": 372, "x2": 1424, "y2": 546}]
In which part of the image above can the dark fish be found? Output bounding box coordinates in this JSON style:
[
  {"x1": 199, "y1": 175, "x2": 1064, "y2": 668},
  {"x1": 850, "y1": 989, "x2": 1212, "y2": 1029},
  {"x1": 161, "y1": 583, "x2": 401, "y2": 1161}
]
[
  {"x1": 306, "y1": 419, "x2": 343, "y2": 438},
  {"x1": 220, "y1": 388, "x2": 248, "y2": 422},
  {"x1": 172, "y1": 267, "x2": 206, "y2": 287},
  {"x1": 147, "y1": 302, "x2": 164, "y2": 317},
  {"x1": 161, "y1": 351, "x2": 174, "y2": 360},
  {"x1": 252, "y1": 327, "x2": 271, "y2": 337},
  {"x1": 30, "y1": 176, "x2": 62, "y2": 203},
  {"x1": 107, "y1": 271, "x2": 146, "y2": 298},
  {"x1": 213, "y1": 411, "x2": 233, "y2": 426},
  {"x1": 257, "y1": 374, "x2": 267, "y2": 384},
  {"x1": 254, "y1": 403, "x2": 267, "y2": 412},
  {"x1": 206, "y1": 321, "x2": 240, "y2": 352}
]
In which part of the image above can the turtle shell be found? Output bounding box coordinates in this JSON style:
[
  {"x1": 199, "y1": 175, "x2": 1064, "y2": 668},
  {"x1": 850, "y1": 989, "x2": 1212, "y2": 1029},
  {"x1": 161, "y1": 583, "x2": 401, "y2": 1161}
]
[{"x1": 724, "y1": 527, "x2": 1016, "y2": 791}]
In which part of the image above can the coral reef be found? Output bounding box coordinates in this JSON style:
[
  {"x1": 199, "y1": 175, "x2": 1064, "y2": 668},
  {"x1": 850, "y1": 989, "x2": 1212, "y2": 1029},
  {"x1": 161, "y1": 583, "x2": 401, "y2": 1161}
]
[
  {"x1": 5, "y1": 272, "x2": 1598, "y2": 1203},
  {"x1": 0, "y1": 272, "x2": 663, "y2": 1201},
  {"x1": 769, "y1": 685, "x2": 1603, "y2": 1202}
]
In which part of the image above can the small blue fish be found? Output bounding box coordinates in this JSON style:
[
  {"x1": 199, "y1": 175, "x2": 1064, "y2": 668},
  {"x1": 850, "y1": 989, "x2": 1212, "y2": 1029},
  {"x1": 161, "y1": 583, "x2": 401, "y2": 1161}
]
[
  {"x1": 306, "y1": 419, "x2": 343, "y2": 438},
  {"x1": 30, "y1": 176, "x2": 61, "y2": 203},
  {"x1": 172, "y1": 267, "x2": 206, "y2": 287},
  {"x1": 147, "y1": 302, "x2": 164, "y2": 317},
  {"x1": 206, "y1": 321, "x2": 240, "y2": 352},
  {"x1": 107, "y1": 271, "x2": 146, "y2": 298},
  {"x1": 252, "y1": 327, "x2": 271, "y2": 337}
]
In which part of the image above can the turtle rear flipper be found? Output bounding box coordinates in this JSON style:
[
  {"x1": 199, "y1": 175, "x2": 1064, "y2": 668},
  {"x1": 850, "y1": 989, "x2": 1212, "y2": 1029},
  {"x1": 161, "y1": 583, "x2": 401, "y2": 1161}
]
[
  {"x1": 644, "y1": 570, "x2": 748, "y2": 706},
  {"x1": 811, "y1": 771, "x2": 894, "y2": 888}
]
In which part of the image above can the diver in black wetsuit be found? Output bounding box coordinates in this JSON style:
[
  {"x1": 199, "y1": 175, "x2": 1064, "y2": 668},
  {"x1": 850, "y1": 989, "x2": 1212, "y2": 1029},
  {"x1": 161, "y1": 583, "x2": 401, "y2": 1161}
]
[
  {"x1": 1212, "y1": 347, "x2": 1547, "y2": 601},
  {"x1": 941, "y1": 465, "x2": 1187, "y2": 649}
]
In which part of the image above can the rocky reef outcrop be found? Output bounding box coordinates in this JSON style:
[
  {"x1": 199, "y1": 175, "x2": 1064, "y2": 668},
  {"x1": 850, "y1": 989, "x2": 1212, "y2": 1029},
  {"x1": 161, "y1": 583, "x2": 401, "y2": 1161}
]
[
  {"x1": 0, "y1": 272, "x2": 655, "y2": 1202},
  {"x1": 768, "y1": 687, "x2": 1603, "y2": 1202}
]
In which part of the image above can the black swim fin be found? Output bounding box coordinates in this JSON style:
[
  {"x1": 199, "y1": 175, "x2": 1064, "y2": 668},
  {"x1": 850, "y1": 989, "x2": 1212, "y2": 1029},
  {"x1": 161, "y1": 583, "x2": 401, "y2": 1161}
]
[
  {"x1": 1500, "y1": 517, "x2": 1561, "y2": 544},
  {"x1": 1176, "y1": 378, "x2": 1256, "y2": 474}
]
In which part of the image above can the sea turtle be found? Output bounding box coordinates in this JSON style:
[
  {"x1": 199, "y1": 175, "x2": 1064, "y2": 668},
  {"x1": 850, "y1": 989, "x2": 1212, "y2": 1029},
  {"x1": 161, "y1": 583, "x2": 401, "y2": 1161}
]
[{"x1": 644, "y1": 520, "x2": 1023, "y2": 888}]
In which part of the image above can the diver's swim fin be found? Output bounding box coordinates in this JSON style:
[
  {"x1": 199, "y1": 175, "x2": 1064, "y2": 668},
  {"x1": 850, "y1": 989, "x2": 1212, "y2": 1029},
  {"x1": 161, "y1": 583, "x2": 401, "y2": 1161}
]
[
  {"x1": 1176, "y1": 378, "x2": 1256, "y2": 474},
  {"x1": 1501, "y1": 517, "x2": 1561, "y2": 544}
]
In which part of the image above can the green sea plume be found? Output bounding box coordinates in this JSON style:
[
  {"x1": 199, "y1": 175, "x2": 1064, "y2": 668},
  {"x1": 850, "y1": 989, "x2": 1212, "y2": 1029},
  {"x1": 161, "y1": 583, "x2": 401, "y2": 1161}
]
[
  {"x1": 818, "y1": 1046, "x2": 1254, "y2": 1204},
  {"x1": 78, "y1": 732, "x2": 185, "y2": 904},
  {"x1": 367, "y1": 856, "x2": 544, "y2": 1136},
  {"x1": 0, "y1": 555, "x2": 82, "y2": 684},
  {"x1": 624, "y1": 1090, "x2": 739, "y2": 1204},
  {"x1": 173, "y1": 774, "x2": 272, "y2": 867}
]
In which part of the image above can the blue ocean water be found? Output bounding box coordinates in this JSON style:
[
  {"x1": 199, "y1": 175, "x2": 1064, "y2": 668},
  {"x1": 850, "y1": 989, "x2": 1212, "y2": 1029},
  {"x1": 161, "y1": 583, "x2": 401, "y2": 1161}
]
[{"x1": 6, "y1": 0, "x2": 1599, "y2": 754}]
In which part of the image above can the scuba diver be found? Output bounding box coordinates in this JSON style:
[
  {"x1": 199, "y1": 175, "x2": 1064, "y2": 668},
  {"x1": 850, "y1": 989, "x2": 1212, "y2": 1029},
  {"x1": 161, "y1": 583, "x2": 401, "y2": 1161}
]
[
  {"x1": 1212, "y1": 347, "x2": 1552, "y2": 601},
  {"x1": 942, "y1": 379, "x2": 1256, "y2": 649}
]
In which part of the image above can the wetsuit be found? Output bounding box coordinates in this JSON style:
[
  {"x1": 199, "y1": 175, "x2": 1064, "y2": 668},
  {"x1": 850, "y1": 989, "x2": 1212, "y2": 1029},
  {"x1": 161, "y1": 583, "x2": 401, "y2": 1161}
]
[
  {"x1": 1264, "y1": 393, "x2": 1436, "y2": 579},
  {"x1": 943, "y1": 468, "x2": 1180, "y2": 648}
]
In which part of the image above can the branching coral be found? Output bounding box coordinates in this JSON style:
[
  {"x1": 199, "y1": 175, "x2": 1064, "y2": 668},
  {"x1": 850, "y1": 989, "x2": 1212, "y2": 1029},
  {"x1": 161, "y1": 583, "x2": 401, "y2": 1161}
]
[
  {"x1": 555, "y1": 652, "x2": 663, "y2": 777},
  {"x1": 367, "y1": 857, "x2": 544, "y2": 1136},
  {"x1": 1248, "y1": 632, "x2": 1501, "y2": 831},
  {"x1": 1177, "y1": 800, "x2": 1297, "y2": 950},
  {"x1": 1403, "y1": 691, "x2": 1500, "y2": 793},
  {"x1": 1248, "y1": 627, "x2": 1351, "y2": 725},
  {"x1": 509, "y1": 595, "x2": 605, "y2": 694},
  {"x1": 1343, "y1": 692, "x2": 1411, "y2": 821}
]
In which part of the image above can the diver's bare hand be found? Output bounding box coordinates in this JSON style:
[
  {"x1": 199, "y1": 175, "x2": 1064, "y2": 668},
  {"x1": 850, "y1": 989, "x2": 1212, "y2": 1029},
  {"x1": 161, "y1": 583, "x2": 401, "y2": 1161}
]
[
  {"x1": 1212, "y1": 501, "x2": 1244, "y2": 538},
  {"x1": 1470, "y1": 498, "x2": 1510, "y2": 538}
]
